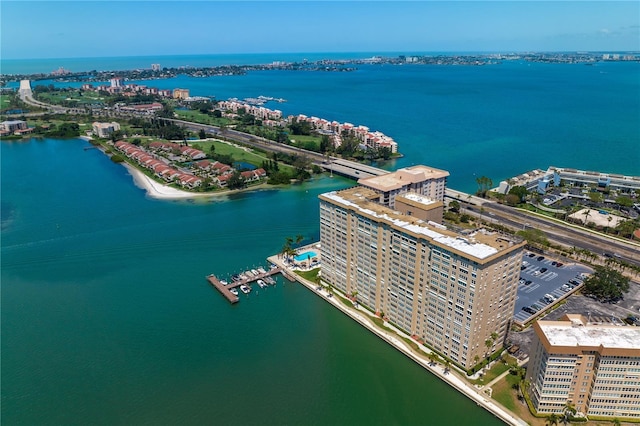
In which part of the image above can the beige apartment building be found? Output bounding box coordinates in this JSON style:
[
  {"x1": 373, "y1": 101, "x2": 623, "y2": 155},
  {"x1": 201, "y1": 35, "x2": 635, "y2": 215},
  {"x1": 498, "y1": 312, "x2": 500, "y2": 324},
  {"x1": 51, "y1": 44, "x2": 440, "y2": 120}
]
[
  {"x1": 319, "y1": 167, "x2": 525, "y2": 370},
  {"x1": 357, "y1": 165, "x2": 449, "y2": 208},
  {"x1": 526, "y1": 314, "x2": 640, "y2": 420}
]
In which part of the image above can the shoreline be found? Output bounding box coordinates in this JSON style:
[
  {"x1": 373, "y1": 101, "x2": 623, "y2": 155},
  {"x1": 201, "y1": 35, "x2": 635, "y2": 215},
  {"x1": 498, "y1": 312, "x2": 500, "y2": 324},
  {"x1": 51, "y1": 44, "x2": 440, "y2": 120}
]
[
  {"x1": 268, "y1": 250, "x2": 528, "y2": 426},
  {"x1": 122, "y1": 163, "x2": 273, "y2": 200},
  {"x1": 123, "y1": 163, "x2": 212, "y2": 200}
]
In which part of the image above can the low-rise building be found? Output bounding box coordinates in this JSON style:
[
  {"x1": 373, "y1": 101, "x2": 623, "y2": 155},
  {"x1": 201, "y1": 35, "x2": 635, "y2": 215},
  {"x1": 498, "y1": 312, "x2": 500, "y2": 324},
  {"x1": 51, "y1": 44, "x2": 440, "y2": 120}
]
[
  {"x1": 526, "y1": 314, "x2": 640, "y2": 420},
  {"x1": 173, "y1": 88, "x2": 190, "y2": 100},
  {"x1": 1, "y1": 120, "x2": 28, "y2": 133},
  {"x1": 92, "y1": 122, "x2": 121, "y2": 138}
]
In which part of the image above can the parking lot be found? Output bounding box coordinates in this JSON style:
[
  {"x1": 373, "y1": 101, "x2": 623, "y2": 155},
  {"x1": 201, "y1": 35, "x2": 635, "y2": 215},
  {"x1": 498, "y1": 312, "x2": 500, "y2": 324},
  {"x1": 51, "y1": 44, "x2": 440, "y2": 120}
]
[
  {"x1": 508, "y1": 284, "x2": 640, "y2": 359},
  {"x1": 512, "y1": 253, "x2": 592, "y2": 324}
]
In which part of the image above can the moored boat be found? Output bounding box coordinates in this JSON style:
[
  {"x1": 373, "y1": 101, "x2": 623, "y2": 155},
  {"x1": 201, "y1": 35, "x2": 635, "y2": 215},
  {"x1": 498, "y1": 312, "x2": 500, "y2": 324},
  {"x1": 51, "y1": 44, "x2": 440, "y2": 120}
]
[{"x1": 240, "y1": 284, "x2": 251, "y2": 294}]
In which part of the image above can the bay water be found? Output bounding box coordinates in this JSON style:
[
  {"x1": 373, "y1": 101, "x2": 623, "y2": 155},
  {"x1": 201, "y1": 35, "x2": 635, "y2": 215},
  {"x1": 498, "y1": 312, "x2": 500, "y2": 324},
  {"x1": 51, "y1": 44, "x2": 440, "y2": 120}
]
[
  {"x1": 2, "y1": 54, "x2": 639, "y2": 424},
  {"x1": 1, "y1": 138, "x2": 502, "y2": 425}
]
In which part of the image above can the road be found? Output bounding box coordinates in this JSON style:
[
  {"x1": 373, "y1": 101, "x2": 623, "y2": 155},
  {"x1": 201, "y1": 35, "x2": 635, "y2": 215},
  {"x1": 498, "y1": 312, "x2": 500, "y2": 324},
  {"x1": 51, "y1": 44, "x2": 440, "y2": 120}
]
[{"x1": 462, "y1": 201, "x2": 640, "y2": 267}]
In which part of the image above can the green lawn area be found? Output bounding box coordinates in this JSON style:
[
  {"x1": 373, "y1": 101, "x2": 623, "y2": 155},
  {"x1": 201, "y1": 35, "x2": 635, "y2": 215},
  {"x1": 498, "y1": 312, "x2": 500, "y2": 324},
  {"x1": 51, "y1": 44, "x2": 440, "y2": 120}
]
[
  {"x1": 295, "y1": 268, "x2": 320, "y2": 282},
  {"x1": 289, "y1": 134, "x2": 322, "y2": 150},
  {"x1": 194, "y1": 140, "x2": 295, "y2": 173},
  {"x1": 175, "y1": 109, "x2": 231, "y2": 126},
  {"x1": 492, "y1": 374, "x2": 547, "y2": 426},
  {"x1": 492, "y1": 373, "x2": 520, "y2": 412},
  {"x1": 471, "y1": 358, "x2": 512, "y2": 386}
]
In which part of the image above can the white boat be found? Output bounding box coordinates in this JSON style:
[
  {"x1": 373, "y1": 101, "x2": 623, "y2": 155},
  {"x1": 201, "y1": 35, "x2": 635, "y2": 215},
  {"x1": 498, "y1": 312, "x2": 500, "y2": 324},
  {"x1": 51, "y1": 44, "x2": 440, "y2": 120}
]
[
  {"x1": 251, "y1": 269, "x2": 259, "y2": 276},
  {"x1": 229, "y1": 288, "x2": 239, "y2": 296},
  {"x1": 240, "y1": 285, "x2": 251, "y2": 294},
  {"x1": 257, "y1": 279, "x2": 266, "y2": 288},
  {"x1": 220, "y1": 280, "x2": 228, "y2": 286}
]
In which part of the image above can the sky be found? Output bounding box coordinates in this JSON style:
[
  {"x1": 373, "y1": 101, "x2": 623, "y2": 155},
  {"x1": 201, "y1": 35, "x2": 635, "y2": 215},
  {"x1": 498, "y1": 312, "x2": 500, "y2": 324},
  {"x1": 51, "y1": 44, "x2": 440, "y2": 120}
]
[{"x1": 1, "y1": 1, "x2": 639, "y2": 59}]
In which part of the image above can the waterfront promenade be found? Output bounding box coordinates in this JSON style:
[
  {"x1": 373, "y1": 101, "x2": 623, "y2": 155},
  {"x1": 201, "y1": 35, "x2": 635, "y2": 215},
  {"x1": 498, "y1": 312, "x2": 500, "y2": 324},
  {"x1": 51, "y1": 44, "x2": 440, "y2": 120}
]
[{"x1": 267, "y1": 248, "x2": 528, "y2": 426}]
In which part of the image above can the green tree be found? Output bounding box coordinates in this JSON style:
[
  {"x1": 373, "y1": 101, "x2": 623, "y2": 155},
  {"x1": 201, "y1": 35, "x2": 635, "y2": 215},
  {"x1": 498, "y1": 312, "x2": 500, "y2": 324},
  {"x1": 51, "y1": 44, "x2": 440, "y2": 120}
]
[
  {"x1": 198, "y1": 128, "x2": 206, "y2": 139},
  {"x1": 588, "y1": 192, "x2": 603, "y2": 203},
  {"x1": 226, "y1": 171, "x2": 245, "y2": 190},
  {"x1": 583, "y1": 266, "x2": 630, "y2": 302},
  {"x1": 615, "y1": 195, "x2": 634, "y2": 207},
  {"x1": 505, "y1": 194, "x2": 521, "y2": 206},
  {"x1": 508, "y1": 185, "x2": 528, "y2": 202},
  {"x1": 476, "y1": 176, "x2": 493, "y2": 198},
  {"x1": 516, "y1": 228, "x2": 549, "y2": 247},
  {"x1": 582, "y1": 209, "x2": 592, "y2": 225},
  {"x1": 545, "y1": 413, "x2": 559, "y2": 426},
  {"x1": 561, "y1": 402, "x2": 576, "y2": 425},
  {"x1": 449, "y1": 200, "x2": 461, "y2": 213},
  {"x1": 428, "y1": 352, "x2": 439, "y2": 366}
]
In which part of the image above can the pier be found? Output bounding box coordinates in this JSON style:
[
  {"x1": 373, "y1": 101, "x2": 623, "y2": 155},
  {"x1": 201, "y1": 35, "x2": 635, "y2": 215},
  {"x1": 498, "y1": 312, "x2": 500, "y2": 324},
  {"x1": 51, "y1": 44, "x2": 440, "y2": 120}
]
[{"x1": 206, "y1": 266, "x2": 282, "y2": 304}]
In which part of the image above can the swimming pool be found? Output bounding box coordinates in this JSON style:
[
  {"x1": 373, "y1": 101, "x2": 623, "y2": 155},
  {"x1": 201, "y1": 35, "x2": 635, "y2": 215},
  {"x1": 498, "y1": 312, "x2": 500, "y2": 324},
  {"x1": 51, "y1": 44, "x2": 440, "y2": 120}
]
[{"x1": 294, "y1": 251, "x2": 317, "y2": 262}]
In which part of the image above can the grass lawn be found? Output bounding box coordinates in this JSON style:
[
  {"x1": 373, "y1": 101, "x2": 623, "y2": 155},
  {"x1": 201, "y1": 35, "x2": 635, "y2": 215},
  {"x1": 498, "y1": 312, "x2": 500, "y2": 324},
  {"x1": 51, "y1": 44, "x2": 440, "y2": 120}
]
[
  {"x1": 175, "y1": 109, "x2": 231, "y2": 126},
  {"x1": 492, "y1": 374, "x2": 549, "y2": 426},
  {"x1": 295, "y1": 268, "x2": 320, "y2": 282},
  {"x1": 471, "y1": 359, "x2": 512, "y2": 386},
  {"x1": 195, "y1": 140, "x2": 296, "y2": 173},
  {"x1": 289, "y1": 134, "x2": 322, "y2": 150}
]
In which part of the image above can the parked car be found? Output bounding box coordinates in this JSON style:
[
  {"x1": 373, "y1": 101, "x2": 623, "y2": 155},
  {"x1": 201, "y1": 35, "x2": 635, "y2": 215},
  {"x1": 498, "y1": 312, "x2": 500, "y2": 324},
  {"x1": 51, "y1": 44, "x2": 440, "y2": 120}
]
[{"x1": 537, "y1": 256, "x2": 545, "y2": 261}]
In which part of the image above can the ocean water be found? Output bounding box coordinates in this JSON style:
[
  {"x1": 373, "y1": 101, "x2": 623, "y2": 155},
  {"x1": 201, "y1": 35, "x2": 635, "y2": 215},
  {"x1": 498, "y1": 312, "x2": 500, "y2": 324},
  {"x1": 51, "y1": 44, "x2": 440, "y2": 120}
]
[
  {"x1": 7, "y1": 58, "x2": 639, "y2": 191},
  {"x1": 1, "y1": 138, "x2": 503, "y2": 425}
]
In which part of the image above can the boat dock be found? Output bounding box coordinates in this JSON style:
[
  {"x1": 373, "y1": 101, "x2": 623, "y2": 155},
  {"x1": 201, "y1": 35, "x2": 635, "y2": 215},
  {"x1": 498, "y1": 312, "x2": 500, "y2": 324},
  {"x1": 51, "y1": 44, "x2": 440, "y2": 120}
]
[
  {"x1": 207, "y1": 274, "x2": 239, "y2": 304},
  {"x1": 206, "y1": 266, "x2": 282, "y2": 304}
]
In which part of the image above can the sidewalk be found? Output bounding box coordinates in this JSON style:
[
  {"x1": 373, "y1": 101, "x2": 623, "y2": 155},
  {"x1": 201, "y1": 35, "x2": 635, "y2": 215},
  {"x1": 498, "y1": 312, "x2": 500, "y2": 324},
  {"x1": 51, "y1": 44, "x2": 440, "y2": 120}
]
[{"x1": 269, "y1": 254, "x2": 528, "y2": 426}]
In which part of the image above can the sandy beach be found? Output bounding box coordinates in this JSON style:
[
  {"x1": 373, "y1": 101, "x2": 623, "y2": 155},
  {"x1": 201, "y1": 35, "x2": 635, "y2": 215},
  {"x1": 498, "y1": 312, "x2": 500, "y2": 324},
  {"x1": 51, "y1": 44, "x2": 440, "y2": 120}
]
[
  {"x1": 123, "y1": 163, "x2": 272, "y2": 200},
  {"x1": 123, "y1": 164, "x2": 214, "y2": 200}
]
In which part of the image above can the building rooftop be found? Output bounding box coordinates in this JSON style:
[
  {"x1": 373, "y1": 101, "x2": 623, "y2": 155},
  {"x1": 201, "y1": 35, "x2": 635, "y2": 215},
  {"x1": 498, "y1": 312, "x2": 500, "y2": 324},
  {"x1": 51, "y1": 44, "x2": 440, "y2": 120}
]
[
  {"x1": 538, "y1": 315, "x2": 640, "y2": 350},
  {"x1": 397, "y1": 192, "x2": 438, "y2": 206},
  {"x1": 358, "y1": 165, "x2": 449, "y2": 192},
  {"x1": 321, "y1": 187, "x2": 522, "y2": 261}
]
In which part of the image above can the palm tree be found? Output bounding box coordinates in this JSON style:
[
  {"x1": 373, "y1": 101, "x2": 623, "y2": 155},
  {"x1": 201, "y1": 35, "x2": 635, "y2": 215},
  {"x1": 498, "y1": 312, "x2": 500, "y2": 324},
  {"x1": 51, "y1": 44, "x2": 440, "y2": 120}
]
[
  {"x1": 485, "y1": 338, "x2": 493, "y2": 359},
  {"x1": 561, "y1": 401, "x2": 576, "y2": 425},
  {"x1": 607, "y1": 215, "x2": 613, "y2": 233},
  {"x1": 428, "y1": 352, "x2": 439, "y2": 367},
  {"x1": 582, "y1": 209, "x2": 591, "y2": 225},
  {"x1": 295, "y1": 234, "x2": 304, "y2": 248},
  {"x1": 545, "y1": 413, "x2": 559, "y2": 426},
  {"x1": 443, "y1": 359, "x2": 451, "y2": 374}
]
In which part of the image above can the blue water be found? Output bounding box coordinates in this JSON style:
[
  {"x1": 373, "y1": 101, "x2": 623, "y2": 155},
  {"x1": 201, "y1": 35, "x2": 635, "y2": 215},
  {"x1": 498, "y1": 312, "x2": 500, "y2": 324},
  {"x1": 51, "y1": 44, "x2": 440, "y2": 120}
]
[
  {"x1": 1, "y1": 138, "x2": 504, "y2": 425},
  {"x1": 3, "y1": 54, "x2": 639, "y2": 425},
  {"x1": 6, "y1": 58, "x2": 638, "y2": 192},
  {"x1": 294, "y1": 251, "x2": 318, "y2": 262}
]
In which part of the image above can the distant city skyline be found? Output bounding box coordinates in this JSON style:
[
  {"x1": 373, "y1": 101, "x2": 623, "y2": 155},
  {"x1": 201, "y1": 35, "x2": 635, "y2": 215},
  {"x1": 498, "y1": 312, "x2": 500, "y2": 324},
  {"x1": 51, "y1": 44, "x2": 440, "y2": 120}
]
[{"x1": 1, "y1": 1, "x2": 639, "y2": 60}]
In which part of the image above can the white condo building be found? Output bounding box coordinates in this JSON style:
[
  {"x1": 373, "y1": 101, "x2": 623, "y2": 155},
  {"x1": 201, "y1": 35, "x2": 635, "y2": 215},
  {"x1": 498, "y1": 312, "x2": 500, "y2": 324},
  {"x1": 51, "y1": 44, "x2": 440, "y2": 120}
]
[{"x1": 526, "y1": 314, "x2": 640, "y2": 420}]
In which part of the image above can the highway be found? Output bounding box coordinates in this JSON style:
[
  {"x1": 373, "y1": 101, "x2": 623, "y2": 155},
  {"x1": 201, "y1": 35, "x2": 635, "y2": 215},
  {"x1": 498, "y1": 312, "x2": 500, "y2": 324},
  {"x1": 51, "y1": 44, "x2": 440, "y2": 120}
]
[{"x1": 461, "y1": 201, "x2": 640, "y2": 268}]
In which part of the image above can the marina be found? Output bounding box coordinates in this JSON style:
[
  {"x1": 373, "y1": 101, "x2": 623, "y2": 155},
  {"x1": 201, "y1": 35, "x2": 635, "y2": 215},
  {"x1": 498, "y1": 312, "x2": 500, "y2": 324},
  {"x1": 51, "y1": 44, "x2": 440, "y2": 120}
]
[{"x1": 206, "y1": 265, "x2": 282, "y2": 304}]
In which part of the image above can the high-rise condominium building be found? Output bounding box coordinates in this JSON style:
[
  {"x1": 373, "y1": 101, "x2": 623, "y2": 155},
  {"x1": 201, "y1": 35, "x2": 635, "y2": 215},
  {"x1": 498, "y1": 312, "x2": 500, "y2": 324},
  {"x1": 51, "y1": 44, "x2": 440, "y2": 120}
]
[
  {"x1": 319, "y1": 166, "x2": 525, "y2": 370},
  {"x1": 526, "y1": 314, "x2": 640, "y2": 420}
]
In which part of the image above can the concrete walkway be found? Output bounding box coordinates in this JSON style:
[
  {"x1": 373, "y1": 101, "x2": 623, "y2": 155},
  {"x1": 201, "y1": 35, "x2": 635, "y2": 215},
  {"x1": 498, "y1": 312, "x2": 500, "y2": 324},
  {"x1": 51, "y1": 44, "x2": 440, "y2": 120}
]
[{"x1": 268, "y1": 254, "x2": 528, "y2": 426}]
